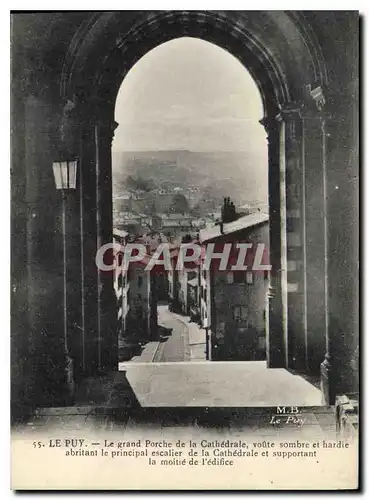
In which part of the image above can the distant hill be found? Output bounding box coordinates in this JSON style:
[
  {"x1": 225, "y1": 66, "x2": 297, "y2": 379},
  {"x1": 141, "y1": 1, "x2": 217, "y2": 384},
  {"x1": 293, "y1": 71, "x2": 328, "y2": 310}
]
[{"x1": 112, "y1": 150, "x2": 268, "y2": 207}]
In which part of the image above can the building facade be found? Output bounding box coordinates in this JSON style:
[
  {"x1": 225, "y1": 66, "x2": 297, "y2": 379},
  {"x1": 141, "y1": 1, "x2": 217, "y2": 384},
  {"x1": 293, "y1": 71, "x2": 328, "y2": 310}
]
[
  {"x1": 188, "y1": 269, "x2": 201, "y2": 323},
  {"x1": 199, "y1": 213, "x2": 269, "y2": 361},
  {"x1": 152, "y1": 213, "x2": 193, "y2": 239},
  {"x1": 113, "y1": 230, "x2": 158, "y2": 343}
]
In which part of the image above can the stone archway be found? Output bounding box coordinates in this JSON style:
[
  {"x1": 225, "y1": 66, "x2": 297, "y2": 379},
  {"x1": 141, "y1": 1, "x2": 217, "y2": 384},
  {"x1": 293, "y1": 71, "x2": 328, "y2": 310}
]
[
  {"x1": 10, "y1": 11, "x2": 359, "y2": 421},
  {"x1": 55, "y1": 11, "x2": 334, "y2": 400}
]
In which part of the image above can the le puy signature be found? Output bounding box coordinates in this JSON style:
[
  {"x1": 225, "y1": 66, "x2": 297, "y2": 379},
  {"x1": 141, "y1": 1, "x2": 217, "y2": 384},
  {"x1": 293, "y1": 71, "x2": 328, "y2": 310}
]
[{"x1": 270, "y1": 407, "x2": 306, "y2": 427}]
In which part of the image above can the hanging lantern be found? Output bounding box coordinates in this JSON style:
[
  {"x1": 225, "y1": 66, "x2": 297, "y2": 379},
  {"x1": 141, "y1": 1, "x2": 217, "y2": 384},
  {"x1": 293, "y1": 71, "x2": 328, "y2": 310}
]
[{"x1": 52, "y1": 160, "x2": 78, "y2": 190}]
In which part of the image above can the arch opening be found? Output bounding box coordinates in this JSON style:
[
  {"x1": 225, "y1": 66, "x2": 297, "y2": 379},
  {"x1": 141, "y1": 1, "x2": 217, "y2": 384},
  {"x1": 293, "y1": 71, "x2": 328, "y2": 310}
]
[{"x1": 112, "y1": 37, "x2": 270, "y2": 365}]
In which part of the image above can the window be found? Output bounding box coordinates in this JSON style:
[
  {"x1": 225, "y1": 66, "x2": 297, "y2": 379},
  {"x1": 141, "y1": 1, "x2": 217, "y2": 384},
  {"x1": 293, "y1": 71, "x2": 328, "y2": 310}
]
[
  {"x1": 118, "y1": 274, "x2": 123, "y2": 289},
  {"x1": 116, "y1": 252, "x2": 123, "y2": 268},
  {"x1": 233, "y1": 271, "x2": 253, "y2": 284},
  {"x1": 226, "y1": 272, "x2": 234, "y2": 284},
  {"x1": 135, "y1": 294, "x2": 142, "y2": 305},
  {"x1": 233, "y1": 306, "x2": 241, "y2": 320},
  {"x1": 188, "y1": 271, "x2": 196, "y2": 280},
  {"x1": 233, "y1": 305, "x2": 247, "y2": 321},
  {"x1": 234, "y1": 271, "x2": 245, "y2": 283},
  {"x1": 217, "y1": 322, "x2": 225, "y2": 339}
]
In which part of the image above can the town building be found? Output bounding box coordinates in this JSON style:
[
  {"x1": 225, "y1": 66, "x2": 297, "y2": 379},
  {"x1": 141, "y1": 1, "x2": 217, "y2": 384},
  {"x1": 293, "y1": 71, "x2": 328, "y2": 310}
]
[
  {"x1": 113, "y1": 229, "x2": 130, "y2": 338},
  {"x1": 175, "y1": 268, "x2": 199, "y2": 316},
  {"x1": 114, "y1": 193, "x2": 132, "y2": 212},
  {"x1": 127, "y1": 258, "x2": 158, "y2": 341},
  {"x1": 152, "y1": 213, "x2": 193, "y2": 238},
  {"x1": 167, "y1": 237, "x2": 202, "y2": 317},
  {"x1": 113, "y1": 229, "x2": 158, "y2": 343},
  {"x1": 238, "y1": 202, "x2": 269, "y2": 215},
  {"x1": 191, "y1": 218, "x2": 206, "y2": 231},
  {"x1": 188, "y1": 268, "x2": 201, "y2": 323},
  {"x1": 136, "y1": 233, "x2": 169, "y2": 303},
  {"x1": 114, "y1": 212, "x2": 152, "y2": 234},
  {"x1": 186, "y1": 186, "x2": 202, "y2": 208},
  {"x1": 199, "y1": 212, "x2": 270, "y2": 361},
  {"x1": 130, "y1": 193, "x2": 147, "y2": 214},
  {"x1": 147, "y1": 188, "x2": 177, "y2": 213},
  {"x1": 167, "y1": 246, "x2": 180, "y2": 313}
]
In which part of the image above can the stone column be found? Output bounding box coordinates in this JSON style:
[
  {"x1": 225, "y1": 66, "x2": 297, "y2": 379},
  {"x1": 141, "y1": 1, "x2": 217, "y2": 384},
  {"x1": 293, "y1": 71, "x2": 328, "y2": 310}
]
[
  {"x1": 24, "y1": 93, "x2": 67, "y2": 406},
  {"x1": 302, "y1": 84, "x2": 359, "y2": 405},
  {"x1": 280, "y1": 105, "x2": 307, "y2": 371},
  {"x1": 302, "y1": 95, "x2": 328, "y2": 378},
  {"x1": 74, "y1": 111, "x2": 120, "y2": 377},
  {"x1": 57, "y1": 98, "x2": 88, "y2": 384},
  {"x1": 261, "y1": 116, "x2": 287, "y2": 368},
  {"x1": 323, "y1": 99, "x2": 359, "y2": 404},
  {"x1": 64, "y1": 168, "x2": 84, "y2": 386},
  {"x1": 94, "y1": 117, "x2": 119, "y2": 372},
  {"x1": 11, "y1": 47, "x2": 30, "y2": 418},
  {"x1": 79, "y1": 125, "x2": 100, "y2": 376}
]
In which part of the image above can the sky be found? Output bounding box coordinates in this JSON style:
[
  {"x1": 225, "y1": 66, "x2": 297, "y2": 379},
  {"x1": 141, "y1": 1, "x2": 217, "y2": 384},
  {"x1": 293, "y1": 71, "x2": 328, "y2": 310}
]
[{"x1": 112, "y1": 37, "x2": 267, "y2": 154}]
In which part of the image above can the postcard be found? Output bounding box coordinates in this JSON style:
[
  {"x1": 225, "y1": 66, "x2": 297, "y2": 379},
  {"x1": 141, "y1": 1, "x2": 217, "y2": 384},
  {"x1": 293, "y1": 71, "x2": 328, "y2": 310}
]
[{"x1": 10, "y1": 10, "x2": 359, "y2": 490}]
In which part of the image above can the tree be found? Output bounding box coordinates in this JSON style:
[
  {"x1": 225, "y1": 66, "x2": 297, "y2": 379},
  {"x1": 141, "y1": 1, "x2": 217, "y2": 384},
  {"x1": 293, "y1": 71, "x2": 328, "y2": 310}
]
[
  {"x1": 170, "y1": 193, "x2": 190, "y2": 214},
  {"x1": 125, "y1": 175, "x2": 155, "y2": 193},
  {"x1": 181, "y1": 234, "x2": 192, "y2": 243},
  {"x1": 190, "y1": 204, "x2": 202, "y2": 218}
]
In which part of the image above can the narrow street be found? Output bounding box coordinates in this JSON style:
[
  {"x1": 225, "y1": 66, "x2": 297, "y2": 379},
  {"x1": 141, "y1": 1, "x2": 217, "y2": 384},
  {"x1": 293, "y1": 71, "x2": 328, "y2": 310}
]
[
  {"x1": 118, "y1": 307, "x2": 325, "y2": 407},
  {"x1": 118, "y1": 304, "x2": 206, "y2": 366},
  {"x1": 153, "y1": 305, "x2": 190, "y2": 362}
]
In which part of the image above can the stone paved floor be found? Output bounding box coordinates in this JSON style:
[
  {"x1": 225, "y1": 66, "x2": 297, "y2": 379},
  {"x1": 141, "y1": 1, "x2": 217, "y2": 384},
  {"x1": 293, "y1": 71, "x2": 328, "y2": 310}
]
[
  {"x1": 153, "y1": 306, "x2": 189, "y2": 362},
  {"x1": 170, "y1": 312, "x2": 207, "y2": 361},
  {"x1": 119, "y1": 305, "x2": 207, "y2": 366},
  {"x1": 120, "y1": 361, "x2": 323, "y2": 407}
]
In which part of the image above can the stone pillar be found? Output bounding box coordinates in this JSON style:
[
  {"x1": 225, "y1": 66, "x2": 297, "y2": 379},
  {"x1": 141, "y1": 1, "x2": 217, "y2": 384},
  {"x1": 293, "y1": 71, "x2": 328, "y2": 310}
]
[
  {"x1": 302, "y1": 96, "x2": 328, "y2": 378},
  {"x1": 24, "y1": 93, "x2": 68, "y2": 406},
  {"x1": 57, "y1": 98, "x2": 89, "y2": 384},
  {"x1": 74, "y1": 112, "x2": 118, "y2": 377},
  {"x1": 280, "y1": 105, "x2": 307, "y2": 371},
  {"x1": 94, "y1": 118, "x2": 119, "y2": 372},
  {"x1": 11, "y1": 46, "x2": 29, "y2": 419},
  {"x1": 323, "y1": 100, "x2": 359, "y2": 404},
  {"x1": 64, "y1": 169, "x2": 84, "y2": 386},
  {"x1": 302, "y1": 83, "x2": 359, "y2": 405},
  {"x1": 79, "y1": 125, "x2": 100, "y2": 376},
  {"x1": 261, "y1": 116, "x2": 287, "y2": 368}
]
